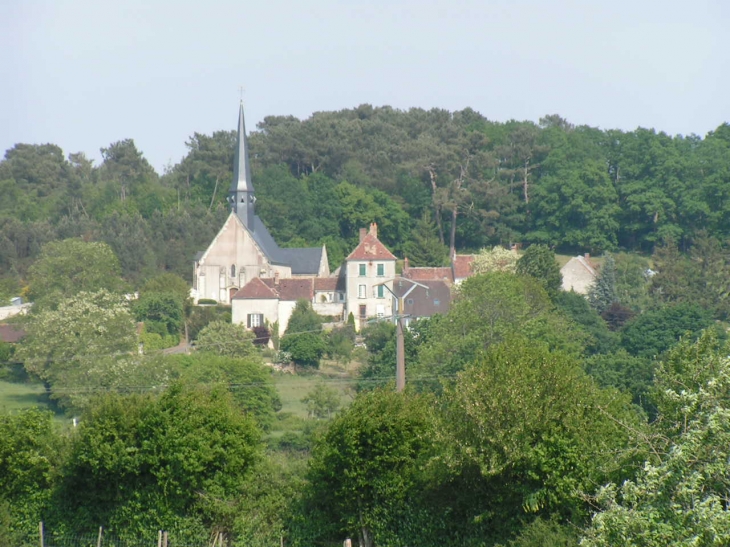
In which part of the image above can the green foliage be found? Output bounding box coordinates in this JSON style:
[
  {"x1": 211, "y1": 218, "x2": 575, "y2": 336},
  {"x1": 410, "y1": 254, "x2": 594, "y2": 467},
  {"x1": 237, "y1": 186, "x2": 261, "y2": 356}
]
[
  {"x1": 472, "y1": 245, "x2": 519, "y2": 274},
  {"x1": 553, "y1": 291, "x2": 618, "y2": 355},
  {"x1": 195, "y1": 320, "x2": 256, "y2": 358},
  {"x1": 501, "y1": 517, "x2": 578, "y2": 547},
  {"x1": 516, "y1": 244, "x2": 562, "y2": 297},
  {"x1": 280, "y1": 332, "x2": 326, "y2": 368},
  {"x1": 15, "y1": 289, "x2": 139, "y2": 411},
  {"x1": 187, "y1": 304, "x2": 231, "y2": 341},
  {"x1": 0, "y1": 409, "x2": 63, "y2": 537},
  {"x1": 285, "y1": 299, "x2": 323, "y2": 334},
  {"x1": 133, "y1": 291, "x2": 184, "y2": 335},
  {"x1": 584, "y1": 351, "x2": 655, "y2": 416},
  {"x1": 441, "y1": 340, "x2": 643, "y2": 540},
  {"x1": 26, "y1": 239, "x2": 126, "y2": 309},
  {"x1": 582, "y1": 332, "x2": 730, "y2": 546},
  {"x1": 139, "y1": 331, "x2": 179, "y2": 351},
  {"x1": 163, "y1": 353, "x2": 280, "y2": 430},
  {"x1": 56, "y1": 383, "x2": 261, "y2": 537},
  {"x1": 295, "y1": 389, "x2": 436, "y2": 546},
  {"x1": 139, "y1": 272, "x2": 191, "y2": 304},
  {"x1": 326, "y1": 324, "x2": 355, "y2": 364},
  {"x1": 403, "y1": 211, "x2": 449, "y2": 267},
  {"x1": 588, "y1": 254, "x2": 618, "y2": 313},
  {"x1": 620, "y1": 303, "x2": 716, "y2": 358},
  {"x1": 415, "y1": 272, "x2": 585, "y2": 379},
  {"x1": 301, "y1": 382, "x2": 341, "y2": 419},
  {"x1": 613, "y1": 252, "x2": 651, "y2": 311}
]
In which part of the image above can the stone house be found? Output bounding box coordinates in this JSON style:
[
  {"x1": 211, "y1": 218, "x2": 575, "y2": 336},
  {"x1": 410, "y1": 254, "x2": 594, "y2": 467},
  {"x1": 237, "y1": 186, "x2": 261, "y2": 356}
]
[{"x1": 560, "y1": 254, "x2": 597, "y2": 295}]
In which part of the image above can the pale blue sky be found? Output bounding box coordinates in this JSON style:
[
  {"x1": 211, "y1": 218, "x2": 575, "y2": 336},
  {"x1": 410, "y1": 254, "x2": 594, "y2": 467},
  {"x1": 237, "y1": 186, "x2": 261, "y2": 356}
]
[{"x1": 1, "y1": 0, "x2": 728, "y2": 174}]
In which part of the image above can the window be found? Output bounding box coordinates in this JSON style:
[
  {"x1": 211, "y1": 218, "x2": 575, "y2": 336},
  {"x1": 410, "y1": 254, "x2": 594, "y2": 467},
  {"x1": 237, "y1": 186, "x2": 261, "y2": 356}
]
[
  {"x1": 247, "y1": 313, "x2": 264, "y2": 328},
  {"x1": 407, "y1": 298, "x2": 414, "y2": 305},
  {"x1": 359, "y1": 264, "x2": 366, "y2": 276},
  {"x1": 358, "y1": 284, "x2": 367, "y2": 298},
  {"x1": 377, "y1": 263, "x2": 384, "y2": 276},
  {"x1": 339, "y1": 293, "x2": 345, "y2": 301},
  {"x1": 231, "y1": 264, "x2": 236, "y2": 278},
  {"x1": 376, "y1": 285, "x2": 384, "y2": 298},
  {"x1": 359, "y1": 305, "x2": 367, "y2": 322}
]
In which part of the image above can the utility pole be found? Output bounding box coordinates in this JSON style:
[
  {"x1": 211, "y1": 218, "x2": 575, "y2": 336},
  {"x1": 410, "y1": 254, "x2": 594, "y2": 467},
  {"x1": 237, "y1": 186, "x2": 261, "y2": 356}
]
[{"x1": 395, "y1": 296, "x2": 405, "y2": 393}]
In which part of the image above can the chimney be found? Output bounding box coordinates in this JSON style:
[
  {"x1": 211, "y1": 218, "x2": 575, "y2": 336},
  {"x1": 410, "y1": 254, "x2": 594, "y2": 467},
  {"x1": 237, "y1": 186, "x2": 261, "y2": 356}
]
[
  {"x1": 369, "y1": 222, "x2": 378, "y2": 238},
  {"x1": 404, "y1": 257, "x2": 410, "y2": 273},
  {"x1": 359, "y1": 228, "x2": 367, "y2": 242},
  {"x1": 274, "y1": 271, "x2": 280, "y2": 285}
]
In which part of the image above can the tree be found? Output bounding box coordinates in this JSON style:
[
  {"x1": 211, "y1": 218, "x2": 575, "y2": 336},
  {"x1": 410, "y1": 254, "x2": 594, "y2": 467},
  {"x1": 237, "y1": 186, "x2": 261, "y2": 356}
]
[
  {"x1": 472, "y1": 246, "x2": 519, "y2": 275},
  {"x1": 195, "y1": 320, "x2": 256, "y2": 358},
  {"x1": 282, "y1": 300, "x2": 326, "y2": 368},
  {"x1": 553, "y1": 291, "x2": 618, "y2": 355},
  {"x1": 403, "y1": 211, "x2": 449, "y2": 267},
  {"x1": 620, "y1": 303, "x2": 716, "y2": 358},
  {"x1": 296, "y1": 389, "x2": 436, "y2": 547},
  {"x1": 588, "y1": 254, "x2": 618, "y2": 314},
  {"x1": 15, "y1": 290, "x2": 139, "y2": 411},
  {"x1": 581, "y1": 333, "x2": 730, "y2": 546},
  {"x1": 285, "y1": 299, "x2": 323, "y2": 335},
  {"x1": 301, "y1": 382, "x2": 341, "y2": 419},
  {"x1": 441, "y1": 340, "x2": 643, "y2": 542},
  {"x1": 515, "y1": 244, "x2": 562, "y2": 297},
  {"x1": 414, "y1": 272, "x2": 585, "y2": 380},
  {"x1": 26, "y1": 239, "x2": 126, "y2": 309},
  {"x1": 134, "y1": 292, "x2": 184, "y2": 336},
  {"x1": 162, "y1": 353, "x2": 280, "y2": 430},
  {"x1": 56, "y1": 383, "x2": 261, "y2": 538}
]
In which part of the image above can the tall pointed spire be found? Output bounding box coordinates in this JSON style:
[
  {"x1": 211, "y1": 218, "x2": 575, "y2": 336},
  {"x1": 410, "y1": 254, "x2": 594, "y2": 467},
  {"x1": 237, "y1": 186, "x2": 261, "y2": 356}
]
[{"x1": 229, "y1": 101, "x2": 255, "y2": 230}]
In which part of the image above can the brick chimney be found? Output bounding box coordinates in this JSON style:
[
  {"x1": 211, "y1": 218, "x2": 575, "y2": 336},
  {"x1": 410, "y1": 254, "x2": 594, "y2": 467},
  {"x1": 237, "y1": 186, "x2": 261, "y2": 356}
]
[
  {"x1": 403, "y1": 257, "x2": 410, "y2": 273},
  {"x1": 369, "y1": 222, "x2": 378, "y2": 238},
  {"x1": 274, "y1": 270, "x2": 280, "y2": 285},
  {"x1": 359, "y1": 228, "x2": 367, "y2": 242}
]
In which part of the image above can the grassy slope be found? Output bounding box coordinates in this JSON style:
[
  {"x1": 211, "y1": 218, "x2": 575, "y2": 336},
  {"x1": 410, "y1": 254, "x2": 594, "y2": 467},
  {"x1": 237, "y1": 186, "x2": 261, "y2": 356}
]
[{"x1": 0, "y1": 379, "x2": 49, "y2": 413}]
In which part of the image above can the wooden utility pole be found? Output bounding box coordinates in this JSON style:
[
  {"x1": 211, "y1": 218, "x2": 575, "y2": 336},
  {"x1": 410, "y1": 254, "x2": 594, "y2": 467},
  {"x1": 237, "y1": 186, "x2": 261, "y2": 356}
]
[
  {"x1": 38, "y1": 522, "x2": 44, "y2": 547},
  {"x1": 396, "y1": 310, "x2": 405, "y2": 393}
]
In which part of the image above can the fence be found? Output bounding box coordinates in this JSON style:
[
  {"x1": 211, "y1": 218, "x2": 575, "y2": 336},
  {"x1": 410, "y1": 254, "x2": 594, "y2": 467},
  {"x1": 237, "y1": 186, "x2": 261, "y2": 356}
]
[{"x1": 27, "y1": 524, "x2": 227, "y2": 547}]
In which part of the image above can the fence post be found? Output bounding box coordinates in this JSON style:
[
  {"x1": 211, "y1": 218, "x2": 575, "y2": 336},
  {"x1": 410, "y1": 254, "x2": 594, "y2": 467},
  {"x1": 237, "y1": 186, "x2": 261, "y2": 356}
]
[
  {"x1": 162, "y1": 531, "x2": 168, "y2": 547},
  {"x1": 38, "y1": 522, "x2": 44, "y2": 547},
  {"x1": 96, "y1": 526, "x2": 103, "y2": 547},
  {"x1": 158, "y1": 530, "x2": 163, "y2": 547}
]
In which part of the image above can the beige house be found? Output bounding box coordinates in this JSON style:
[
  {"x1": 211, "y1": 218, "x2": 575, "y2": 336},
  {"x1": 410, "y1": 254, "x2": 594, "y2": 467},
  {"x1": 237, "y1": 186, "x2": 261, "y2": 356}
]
[
  {"x1": 561, "y1": 254, "x2": 597, "y2": 295},
  {"x1": 344, "y1": 223, "x2": 397, "y2": 330},
  {"x1": 192, "y1": 103, "x2": 329, "y2": 304}
]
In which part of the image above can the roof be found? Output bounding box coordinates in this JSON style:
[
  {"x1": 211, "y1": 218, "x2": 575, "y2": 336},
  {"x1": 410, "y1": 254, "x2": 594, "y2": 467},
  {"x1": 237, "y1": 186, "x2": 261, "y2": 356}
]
[
  {"x1": 232, "y1": 277, "x2": 316, "y2": 302},
  {"x1": 249, "y1": 216, "x2": 324, "y2": 275},
  {"x1": 346, "y1": 234, "x2": 397, "y2": 261},
  {"x1": 393, "y1": 279, "x2": 451, "y2": 318},
  {"x1": 0, "y1": 324, "x2": 25, "y2": 343},
  {"x1": 403, "y1": 266, "x2": 454, "y2": 282},
  {"x1": 314, "y1": 277, "x2": 346, "y2": 292},
  {"x1": 232, "y1": 277, "x2": 279, "y2": 300},
  {"x1": 264, "y1": 278, "x2": 314, "y2": 301},
  {"x1": 230, "y1": 102, "x2": 253, "y2": 194},
  {"x1": 453, "y1": 254, "x2": 475, "y2": 279}
]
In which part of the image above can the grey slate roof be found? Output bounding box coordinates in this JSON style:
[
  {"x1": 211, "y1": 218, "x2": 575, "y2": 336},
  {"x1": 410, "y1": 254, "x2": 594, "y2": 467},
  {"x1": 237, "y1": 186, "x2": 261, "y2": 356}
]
[
  {"x1": 231, "y1": 102, "x2": 253, "y2": 194},
  {"x1": 250, "y1": 216, "x2": 323, "y2": 275}
]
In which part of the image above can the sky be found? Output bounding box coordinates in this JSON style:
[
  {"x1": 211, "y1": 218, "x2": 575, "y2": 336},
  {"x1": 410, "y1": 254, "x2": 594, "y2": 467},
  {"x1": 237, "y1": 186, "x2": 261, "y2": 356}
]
[{"x1": 1, "y1": 0, "x2": 728, "y2": 174}]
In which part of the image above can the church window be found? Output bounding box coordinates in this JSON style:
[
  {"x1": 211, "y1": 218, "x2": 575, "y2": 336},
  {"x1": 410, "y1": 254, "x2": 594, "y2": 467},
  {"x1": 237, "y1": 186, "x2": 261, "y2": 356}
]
[
  {"x1": 377, "y1": 264, "x2": 384, "y2": 276},
  {"x1": 359, "y1": 264, "x2": 366, "y2": 276},
  {"x1": 247, "y1": 313, "x2": 264, "y2": 328},
  {"x1": 358, "y1": 284, "x2": 367, "y2": 298},
  {"x1": 231, "y1": 264, "x2": 236, "y2": 278}
]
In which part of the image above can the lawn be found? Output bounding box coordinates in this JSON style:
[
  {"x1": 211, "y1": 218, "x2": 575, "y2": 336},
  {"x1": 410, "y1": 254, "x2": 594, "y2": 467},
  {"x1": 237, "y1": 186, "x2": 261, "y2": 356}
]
[
  {"x1": 0, "y1": 379, "x2": 50, "y2": 413},
  {"x1": 273, "y1": 366, "x2": 356, "y2": 419}
]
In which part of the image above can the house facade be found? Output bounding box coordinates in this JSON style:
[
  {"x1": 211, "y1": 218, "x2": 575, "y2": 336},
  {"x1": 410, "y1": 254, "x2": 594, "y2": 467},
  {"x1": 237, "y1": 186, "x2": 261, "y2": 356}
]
[
  {"x1": 561, "y1": 254, "x2": 597, "y2": 295},
  {"x1": 192, "y1": 103, "x2": 329, "y2": 305}
]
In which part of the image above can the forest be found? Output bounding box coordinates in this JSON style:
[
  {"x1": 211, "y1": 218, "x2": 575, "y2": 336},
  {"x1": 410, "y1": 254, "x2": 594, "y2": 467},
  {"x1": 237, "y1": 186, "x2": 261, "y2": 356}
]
[{"x1": 2, "y1": 105, "x2": 730, "y2": 546}]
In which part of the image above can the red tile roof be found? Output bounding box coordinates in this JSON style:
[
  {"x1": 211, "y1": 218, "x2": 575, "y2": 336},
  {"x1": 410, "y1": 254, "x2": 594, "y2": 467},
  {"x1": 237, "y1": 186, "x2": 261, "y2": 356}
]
[
  {"x1": 266, "y1": 278, "x2": 314, "y2": 301},
  {"x1": 232, "y1": 277, "x2": 279, "y2": 300},
  {"x1": 453, "y1": 254, "x2": 475, "y2": 280},
  {"x1": 403, "y1": 267, "x2": 454, "y2": 282},
  {"x1": 0, "y1": 324, "x2": 25, "y2": 343},
  {"x1": 346, "y1": 234, "x2": 397, "y2": 261},
  {"x1": 313, "y1": 277, "x2": 343, "y2": 291}
]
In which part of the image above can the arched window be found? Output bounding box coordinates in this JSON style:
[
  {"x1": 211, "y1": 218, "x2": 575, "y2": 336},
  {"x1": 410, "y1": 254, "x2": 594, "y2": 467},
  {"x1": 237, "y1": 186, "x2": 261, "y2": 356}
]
[{"x1": 231, "y1": 264, "x2": 236, "y2": 278}]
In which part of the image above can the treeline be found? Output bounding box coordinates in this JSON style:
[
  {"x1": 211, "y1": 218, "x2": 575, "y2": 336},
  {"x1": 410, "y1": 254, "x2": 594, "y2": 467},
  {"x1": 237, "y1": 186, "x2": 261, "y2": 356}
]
[
  {"x1": 2, "y1": 107, "x2": 730, "y2": 298},
  {"x1": 3, "y1": 241, "x2": 730, "y2": 545}
]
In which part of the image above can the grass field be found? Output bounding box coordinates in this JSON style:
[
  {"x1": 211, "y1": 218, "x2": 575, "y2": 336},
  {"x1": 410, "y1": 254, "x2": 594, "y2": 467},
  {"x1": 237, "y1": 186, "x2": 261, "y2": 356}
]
[
  {"x1": 0, "y1": 379, "x2": 50, "y2": 413},
  {"x1": 274, "y1": 370, "x2": 356, "y2": 418}
]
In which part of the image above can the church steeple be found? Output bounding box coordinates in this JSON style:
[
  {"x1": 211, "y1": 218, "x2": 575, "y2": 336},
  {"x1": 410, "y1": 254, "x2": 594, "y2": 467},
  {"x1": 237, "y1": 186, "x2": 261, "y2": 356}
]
[{"x1": 229, "y1": 101, "x2": 255, "y2": 230}]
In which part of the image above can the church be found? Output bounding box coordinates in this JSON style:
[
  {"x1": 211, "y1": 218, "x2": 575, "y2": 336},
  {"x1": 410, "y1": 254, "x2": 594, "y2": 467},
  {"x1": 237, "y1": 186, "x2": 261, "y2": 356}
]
[
  {"x1": 193, "y1": 103, "x2": 456, "y2": 334},
  {"x1": 191, "y1": 103, "x2": 330, "y2": 305}
]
